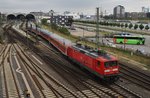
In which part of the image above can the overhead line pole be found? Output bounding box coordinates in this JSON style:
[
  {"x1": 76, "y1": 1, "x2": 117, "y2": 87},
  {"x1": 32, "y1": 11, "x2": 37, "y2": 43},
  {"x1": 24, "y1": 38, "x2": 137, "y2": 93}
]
[{"x1": 96, "y1": 7, "x2": 100, "y2": 49}]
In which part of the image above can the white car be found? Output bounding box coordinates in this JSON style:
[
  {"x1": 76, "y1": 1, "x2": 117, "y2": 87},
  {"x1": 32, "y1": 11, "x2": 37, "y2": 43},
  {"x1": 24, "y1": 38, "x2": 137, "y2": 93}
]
[{"x1": 120, "y1": 33, "x2": 131, "y2": 36}]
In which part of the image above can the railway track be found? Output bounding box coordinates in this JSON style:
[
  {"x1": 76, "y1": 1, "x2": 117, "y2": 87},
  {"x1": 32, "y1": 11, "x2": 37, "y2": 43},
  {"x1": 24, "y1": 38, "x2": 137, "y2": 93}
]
[
  {"x1": 37, "y1": 41, "x2": 142, "y2": 98},
  {"x1": 9, "y1": 25, "x2": 79, "y2": 97},
  {"x1": 8, "y1": 24, "x2": 120, "y2": 97},
  {"x1": 120, "y1": 63, "x2": 150, "y2": 91},
  {"x1": 12, "y1": 34, "x2": 118, "y2": 98},
  {"x1": 0, "y1": 44, "x2": 10, "y2": 98},
  {"x1": 0, "y1": 44, "x2": 21, "y2": 98},
  {"x1": 38, "y1": 46, "x2": 107, "y2": 98},
  {"x1": 13, "y1": 43, "x2": 79, "y2": 98},
  {"x1": 1, "y1": 25, "x2": 24, "y2": 98}
]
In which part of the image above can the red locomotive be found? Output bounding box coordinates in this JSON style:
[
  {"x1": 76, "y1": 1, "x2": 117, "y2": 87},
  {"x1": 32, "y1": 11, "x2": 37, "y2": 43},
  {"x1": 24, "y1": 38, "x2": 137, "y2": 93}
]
[{"x1": 29, "y1": 26, "x2": 119, "y2": 81}]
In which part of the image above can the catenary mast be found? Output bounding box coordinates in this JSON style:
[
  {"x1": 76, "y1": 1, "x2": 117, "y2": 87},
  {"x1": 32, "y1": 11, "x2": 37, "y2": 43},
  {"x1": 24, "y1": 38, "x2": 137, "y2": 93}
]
[{"x1": 96, "y1": 7, "x2": 100, "y2": 49}]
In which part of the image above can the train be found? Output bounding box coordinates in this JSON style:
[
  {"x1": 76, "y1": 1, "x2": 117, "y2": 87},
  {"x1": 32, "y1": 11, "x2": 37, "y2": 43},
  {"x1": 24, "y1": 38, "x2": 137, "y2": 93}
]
[{"x1": 28, "y1": 24, "x2": 120, "y2": 81}]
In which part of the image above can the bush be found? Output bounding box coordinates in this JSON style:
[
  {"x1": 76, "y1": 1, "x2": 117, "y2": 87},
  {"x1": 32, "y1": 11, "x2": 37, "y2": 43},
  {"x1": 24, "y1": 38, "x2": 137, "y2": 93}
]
[
  {"x1": 58, "y1": 27, "x2": 70, "y2": 35},
  {"x1": 129, "y1": 23, "x2": 133, "y2": 29},
  {"x1": 145, "y1": 25, "x2": 149, "y2": 30},
  {"x1": 51, "y1": 23, "x2": 58, "y2": 30},
  {"x1": 121, "y1": 23, "x2": 124, "y2": 28},
  {"x1": 139, "y1": 24, "x2": 144, "y2": 30},
  {"x1": 116, "y1": 23, "x2": 121, "y2": 27},
  {"x1": 134, "y1": 24, "x2": 138, "y2": 30},
  {"x1": 50, "y1": 23, "x2": 70, "y2": 35},
  {"x1": 125, "y1": 23, "x2": 128, "y2": 28}
]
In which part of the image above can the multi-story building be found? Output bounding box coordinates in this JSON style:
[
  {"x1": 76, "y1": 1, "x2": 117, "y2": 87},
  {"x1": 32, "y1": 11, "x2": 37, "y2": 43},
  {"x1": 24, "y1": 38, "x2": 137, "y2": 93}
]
[
  {"x1": 113, "y1": 5, "x2": 125, "y2": 18},
  {"x1": 0, "y1": 12, "x2": 6, "y2": 21},
  {"x1": 125, "y1": 12, "x2": 147, "y2": 19},
  {"x1": 146, "y1": 12, "x2": 150, "y2": 18},
  {"x1": 142, "y1": 7, "x2": 149, "y2": 13},
  {"x1": 30, "y1": 11, "x2": 74, "y2": 26},
  {"x1": 30, "y1": 12, "x2": 49, "y2": 17},
  {"x1": 51, "y1": 15, "x2": 73, "y2": 26}
]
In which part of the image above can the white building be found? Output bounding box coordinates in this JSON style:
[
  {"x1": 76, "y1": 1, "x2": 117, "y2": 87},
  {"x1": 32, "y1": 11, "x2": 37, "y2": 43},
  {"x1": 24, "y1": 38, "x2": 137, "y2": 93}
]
[{"x1": 64, "y1": 12, "x2": 80, "y2": 20}]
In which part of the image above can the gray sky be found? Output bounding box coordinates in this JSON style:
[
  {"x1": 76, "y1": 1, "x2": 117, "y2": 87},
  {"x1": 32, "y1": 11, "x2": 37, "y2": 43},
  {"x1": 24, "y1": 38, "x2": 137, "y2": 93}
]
[{"x1": 0, "y1": 0, "x2": 150, "y2": 14}]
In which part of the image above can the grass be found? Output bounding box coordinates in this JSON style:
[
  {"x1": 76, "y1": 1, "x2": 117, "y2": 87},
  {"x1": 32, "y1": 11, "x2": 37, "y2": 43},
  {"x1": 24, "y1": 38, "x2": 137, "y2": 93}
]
[
  {"x1": 41, "y1": 25, "x2": 150, "y2": 67},
  {"x1": 42, "y1": 25, "x2": 79, "y2": 42},
  {"x1": 103, "y1": 47, "x2": 150, "y2": 65}
]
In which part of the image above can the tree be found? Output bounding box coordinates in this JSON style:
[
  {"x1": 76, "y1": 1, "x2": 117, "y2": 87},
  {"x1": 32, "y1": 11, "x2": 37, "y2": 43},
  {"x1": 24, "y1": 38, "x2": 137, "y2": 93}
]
[
  {"x1": 112, "y1": 23, "x2": 117, "y2": 27},
  {"x1": 116, "y1": 23, "x2": 120, "y2": 27},
  {"x1": 109, "y1": 23, "x2": 113, "y2": 26},
  {"x1": 139, "y1": 24, "x2": 144, "y2": 30},
  {"x1": 125, "y1": 23, "x2": 128, "y2": 28},
  {"x1": 121, "y1": 23, "x2": 124, "y2": 28},
  {"x1": 103, "y1": 21, "x2": 107, "y2": 25},
  {"x1": 66, "y1": 17, "x2": 73, "y2": 26},
  {"x1": 129, "y1": 23, "x2": 133, "y2": 29},
  {"x1": 101, "y1": 22, "x2": 105, "y2": 25},
  {"x1": 41, "y1": 18, "x2": 47, "y2": 25},
  {"x1": 145, "y1": 25, "x2": 149, "y2": 30},
  {"x1": 99, "y1": 21, "x2": 102, "y2": 25},
  {"x1": 106, "y1": 22, "x2": 109, "y2": 26},
  {"x1": 134, "y1": 24, "x2": 138, "y2": 30}
]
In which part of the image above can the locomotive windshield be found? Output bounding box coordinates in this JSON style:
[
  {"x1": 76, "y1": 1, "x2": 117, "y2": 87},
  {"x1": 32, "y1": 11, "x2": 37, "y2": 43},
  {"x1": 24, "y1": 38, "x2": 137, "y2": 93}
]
[{"x1": 104, "y1": 61, "x2": 118, "y2": 68}]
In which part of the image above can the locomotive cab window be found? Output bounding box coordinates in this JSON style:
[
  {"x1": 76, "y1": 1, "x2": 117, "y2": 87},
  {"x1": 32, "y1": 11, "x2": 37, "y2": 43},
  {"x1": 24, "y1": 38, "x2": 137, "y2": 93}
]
[
  {"x1": 105, "y1": 61, "x2": 117, "y2": 68},
  {"x1": 97, "y1": 61, "x2": 101, "y2": 66}
]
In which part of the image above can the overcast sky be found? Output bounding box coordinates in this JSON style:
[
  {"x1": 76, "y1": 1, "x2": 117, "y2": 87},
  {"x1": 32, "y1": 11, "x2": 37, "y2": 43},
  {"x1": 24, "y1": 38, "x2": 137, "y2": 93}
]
[{"x1": 0, "y1": 0, "x2": 150, "y2": 14}]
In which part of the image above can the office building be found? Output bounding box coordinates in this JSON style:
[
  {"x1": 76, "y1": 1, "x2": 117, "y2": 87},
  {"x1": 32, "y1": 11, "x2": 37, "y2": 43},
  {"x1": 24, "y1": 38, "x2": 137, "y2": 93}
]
[
  {"x1": 51, "y1": 15, "x2": 73, "y2": 26},
  {"x1": 113, "y1": 5, "x2": 125, "y2": 18},
  {"x1": 142, "y1": 7, "x2": 149, "y2": 13}
]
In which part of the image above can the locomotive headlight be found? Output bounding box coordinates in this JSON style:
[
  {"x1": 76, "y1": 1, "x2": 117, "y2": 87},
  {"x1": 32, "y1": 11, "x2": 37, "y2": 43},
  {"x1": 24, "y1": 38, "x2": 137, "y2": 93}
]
[
  {"x1": 104, "y1": 70, "x2": 110, "y2": 72},
  {"x1": 112, "y1": 68, "x2": 118, "y2": 71}
]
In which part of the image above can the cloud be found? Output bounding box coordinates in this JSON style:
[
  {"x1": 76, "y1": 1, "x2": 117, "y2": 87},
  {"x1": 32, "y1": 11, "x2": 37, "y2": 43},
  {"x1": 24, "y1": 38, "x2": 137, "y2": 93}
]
[{"x1": 0, "y1": 0, "x2": 150, "y2": 14}]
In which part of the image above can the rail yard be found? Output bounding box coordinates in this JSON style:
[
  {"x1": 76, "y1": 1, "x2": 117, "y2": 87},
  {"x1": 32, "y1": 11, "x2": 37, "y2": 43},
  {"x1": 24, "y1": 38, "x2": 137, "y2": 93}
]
[{"x1": 0, "y1": 20, "x2": 149, "y2": 98}]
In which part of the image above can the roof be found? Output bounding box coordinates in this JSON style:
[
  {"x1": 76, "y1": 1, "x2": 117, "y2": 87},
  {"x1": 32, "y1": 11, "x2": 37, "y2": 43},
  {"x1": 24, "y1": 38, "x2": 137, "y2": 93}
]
[
  {"x1": 37, "y1": 28, "x2": 72, "y2": 46},
  {"x1": 113, "y1": 35, "x2": 145, "y2": 38},
  {"x1": 73, "y1": 44, "x2": 114, "y2": 61}
]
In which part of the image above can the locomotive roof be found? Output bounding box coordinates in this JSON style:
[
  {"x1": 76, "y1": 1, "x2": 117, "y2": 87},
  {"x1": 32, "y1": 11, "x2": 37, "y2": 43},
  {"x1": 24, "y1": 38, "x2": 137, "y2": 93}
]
[
  {"x1": 32, "y1": 26, "x2": 72, "y2": 46},
  {"x1": 73, "y1": 44, "x2": 113, "y2": 60}
]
